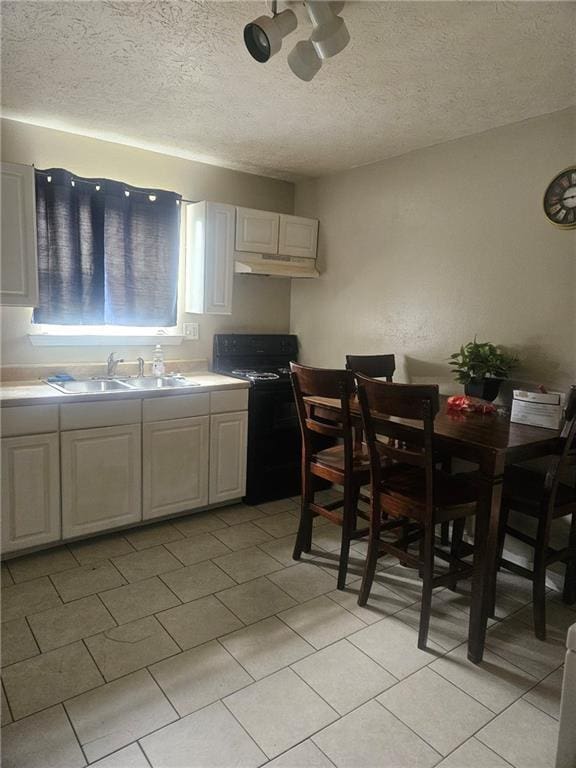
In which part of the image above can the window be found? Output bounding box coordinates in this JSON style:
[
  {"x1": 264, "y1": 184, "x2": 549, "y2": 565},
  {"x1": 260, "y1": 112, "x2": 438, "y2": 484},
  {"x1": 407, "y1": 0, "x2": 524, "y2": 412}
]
[{"x1": 33, "y1": 169, "x2": 181, "y2": 332}]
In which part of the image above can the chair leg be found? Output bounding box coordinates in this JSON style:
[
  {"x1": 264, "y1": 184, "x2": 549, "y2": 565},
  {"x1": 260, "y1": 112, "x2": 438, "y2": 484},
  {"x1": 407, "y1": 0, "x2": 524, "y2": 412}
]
[
  {"x1": 448, "y1": 518, "x2": 465, "y2": 591},
  {"x1": 563, "y1": 512, "x2": 576, "y2": 605},
  {"x1": 439, "y1": 458, "x2": 452, "y2": 547},
  {"x1": 337, "y1": 482, "x2": 359, "y2": 590},
  {"x1": 497, "y1": 504, "x2": 510, "y2": 567},
  {"x1": 358, "y1": 531, "x2": 379, "y2": 606},
  {"x1": 418, "y1": 525, "x2": 425, "y2": 578},
  {"x1": 398, "y1": 520, "x2": 411, "y2": 567},
  {"x1": 533, "y1": 516, "x2": 549, "y2": 641},
  {"x1": 418, "y1": 523, "x2": 435, "y2": 650},
  {"x1": 440, "y1": 522, "x2": 450, "y2": 546},
  {"x1": 293, "y1": 465, "x2": 313, "y2": 560}
]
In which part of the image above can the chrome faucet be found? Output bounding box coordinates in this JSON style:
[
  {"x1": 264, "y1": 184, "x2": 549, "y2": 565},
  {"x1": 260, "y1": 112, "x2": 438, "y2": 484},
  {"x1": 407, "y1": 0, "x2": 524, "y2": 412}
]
[
  {"x1": 137, "y1": 356, "x2": 145, "y2": 377},
  {"x1": 106, "y1": 352, "x2": 124, "y2": 378}
]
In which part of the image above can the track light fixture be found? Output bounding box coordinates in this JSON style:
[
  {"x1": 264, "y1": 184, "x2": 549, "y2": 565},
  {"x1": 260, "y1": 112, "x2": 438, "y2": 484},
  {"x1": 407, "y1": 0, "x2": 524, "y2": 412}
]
[
  {"x1": 243, "y1": 1, "x2": 349, "y2": 81},
  {"x1": 243, "y1": 1, "x2": 298, "y2": 63}
]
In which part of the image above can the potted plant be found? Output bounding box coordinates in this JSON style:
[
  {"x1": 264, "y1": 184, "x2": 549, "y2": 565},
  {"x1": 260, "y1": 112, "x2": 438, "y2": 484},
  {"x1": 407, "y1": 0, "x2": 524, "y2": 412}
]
[{"x1": 449, "y1": 338, "x2": 518, "y2": 402}]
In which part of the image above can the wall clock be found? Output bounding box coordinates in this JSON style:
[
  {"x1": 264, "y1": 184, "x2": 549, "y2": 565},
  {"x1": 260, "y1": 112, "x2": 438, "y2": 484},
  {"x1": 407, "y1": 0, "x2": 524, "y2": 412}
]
[{"x1": 543, "y1": 167, "x2": 576, "y2": 229}]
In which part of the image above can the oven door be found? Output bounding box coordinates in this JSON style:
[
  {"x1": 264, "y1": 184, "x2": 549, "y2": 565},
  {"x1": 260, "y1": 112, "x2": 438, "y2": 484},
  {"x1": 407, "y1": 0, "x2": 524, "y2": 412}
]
[{"x1": 244, "y1": 384, "x2": 302, "y2": 504}]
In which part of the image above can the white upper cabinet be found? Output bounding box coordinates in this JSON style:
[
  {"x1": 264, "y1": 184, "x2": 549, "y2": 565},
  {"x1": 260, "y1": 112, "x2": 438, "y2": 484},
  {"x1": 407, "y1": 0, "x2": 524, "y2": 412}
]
[
  {"x1": 1, "y1": 162, "x2": 39, "y2": 307},
  {"x1": 278, "y1": 214, "x2": 318, "y2": 259},
  {"x1": 235, "y1": 207, "x2": 279, "y2": 254},
  {"x1": 185, "y1": 201, "x2": 235, "y2": 315},
  {"x1": 235, "y1": 207, "x2": 318, "y2": 261}
]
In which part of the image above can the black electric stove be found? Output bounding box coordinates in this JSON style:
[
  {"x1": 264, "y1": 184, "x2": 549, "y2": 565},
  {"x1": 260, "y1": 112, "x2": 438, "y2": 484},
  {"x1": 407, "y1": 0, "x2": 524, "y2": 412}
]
[{"x1": 213, "y1": 333, "x2": 302, "y2": 504}]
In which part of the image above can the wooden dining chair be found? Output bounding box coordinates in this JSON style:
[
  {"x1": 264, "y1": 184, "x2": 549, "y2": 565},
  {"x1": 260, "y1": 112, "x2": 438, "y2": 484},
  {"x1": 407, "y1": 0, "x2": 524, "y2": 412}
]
[
  {"x1": 290, "y1": 362, "x2": 374, "y2": 590},
  {"x1": 496, "y1": 385, "x2": 576, "y2": 640},
  {"x1": 347, "y1": 353, "x2": 452, "y2": 545},
  {"x1": 345, "y1": 354, "x2": 396, "y2": 382},
  {"x1": 356, "y1": 374, "x2": 479, "y2": 649}
]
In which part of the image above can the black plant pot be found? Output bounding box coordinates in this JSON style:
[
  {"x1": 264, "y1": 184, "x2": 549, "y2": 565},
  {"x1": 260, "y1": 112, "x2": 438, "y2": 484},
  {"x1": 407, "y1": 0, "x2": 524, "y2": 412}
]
[{"x1": 464, "y1": 378, "x2": 503, "y2": 402}]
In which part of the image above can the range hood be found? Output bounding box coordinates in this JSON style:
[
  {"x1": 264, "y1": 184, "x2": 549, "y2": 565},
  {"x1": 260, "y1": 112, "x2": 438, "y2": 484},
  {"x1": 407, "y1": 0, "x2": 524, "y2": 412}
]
[{"x1": 234, "y1": 254, "x2": 319, "y2": 279}]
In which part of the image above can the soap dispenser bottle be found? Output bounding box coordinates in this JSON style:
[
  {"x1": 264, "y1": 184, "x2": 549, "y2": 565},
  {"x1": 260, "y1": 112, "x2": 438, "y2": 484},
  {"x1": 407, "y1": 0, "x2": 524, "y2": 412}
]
[{"x1": 152, "y1": 345, "x2": 165, "y2": 377}]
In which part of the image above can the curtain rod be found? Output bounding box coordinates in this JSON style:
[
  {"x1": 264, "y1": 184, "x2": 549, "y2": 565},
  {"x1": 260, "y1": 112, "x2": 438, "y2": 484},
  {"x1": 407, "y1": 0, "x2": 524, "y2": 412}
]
[{"x1": 33, "y1": 167, "x2": 198, "y2": 204}]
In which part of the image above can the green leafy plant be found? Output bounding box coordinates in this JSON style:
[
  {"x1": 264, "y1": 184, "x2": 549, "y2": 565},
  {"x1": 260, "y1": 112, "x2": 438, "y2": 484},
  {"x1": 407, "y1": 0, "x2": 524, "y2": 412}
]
[{"x1": 449, "y1": 338, "x2": 518, "y2": 385}]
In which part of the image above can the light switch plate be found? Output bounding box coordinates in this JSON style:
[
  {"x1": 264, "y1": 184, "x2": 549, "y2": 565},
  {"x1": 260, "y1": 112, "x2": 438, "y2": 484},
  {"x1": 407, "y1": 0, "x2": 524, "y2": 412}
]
[{"x1": 183, "y1": 322, "x2": 199, "y2": 340}]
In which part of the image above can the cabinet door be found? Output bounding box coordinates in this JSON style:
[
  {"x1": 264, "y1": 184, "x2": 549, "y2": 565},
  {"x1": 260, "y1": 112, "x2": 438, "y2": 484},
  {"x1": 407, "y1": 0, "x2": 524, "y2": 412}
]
[
  {"x1": 209, "y1": 411, "x2": 248, "y2": 504},
  {"x1": 1, "y1": 434, "x2": 60, "y2": 554},
  {"x1": 61, "y1": 425, "x2": 141, "y2": 538},
  {"x1": 143, "y1": 416, "x2": 209, "y2": 520},
  {"x1": 205, "y1": 202, "x2": 234, "y2": 314},
  {"x1": 278, "y1": 214, "x2": 318, "y2": 259},
  {"x1": 1, "y1": 162, "x2": 39, "y2": 307},
  {"x1": 235, "y1": 208, "x2": 279, "y2": 254}
]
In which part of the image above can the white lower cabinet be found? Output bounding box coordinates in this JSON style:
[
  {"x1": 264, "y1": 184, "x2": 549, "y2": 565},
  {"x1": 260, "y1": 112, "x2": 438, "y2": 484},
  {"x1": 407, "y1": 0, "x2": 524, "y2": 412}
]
[
  {"x1": 209, "y1": 410, "x2": 248, "y2": 504},
  {"x1": 61, "y1": 424, "x2": 141, "y2": 538},
  {"x1": 1, "y1": 433, "x2": 60, "y2": 554},
  {"x1": 143, "y1": 416, "x2": 209, "y2": 520},
  {"x1": 1, "y1": 388, "x2": 249, "y2": 551}
]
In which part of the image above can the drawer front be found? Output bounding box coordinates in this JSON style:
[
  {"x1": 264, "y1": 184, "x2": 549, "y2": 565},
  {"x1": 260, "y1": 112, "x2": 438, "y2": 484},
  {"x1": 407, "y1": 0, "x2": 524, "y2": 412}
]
[
  {"x1": 60, "y1": 399, "x2": 141, "y2": 430},
  {"x1": 1, "y1": 405, "x2": 59, "y2": 436},
  {"x1": 210, "y1": 388, "x2": 248, "y2": 414},
  {"x1": 142, "y1": 393, "x2": 210, "y2": 422}
]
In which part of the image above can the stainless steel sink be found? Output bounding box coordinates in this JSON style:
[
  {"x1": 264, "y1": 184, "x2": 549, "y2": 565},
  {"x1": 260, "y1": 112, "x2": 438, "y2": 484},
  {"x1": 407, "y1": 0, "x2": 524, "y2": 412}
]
[
  {"x1": 45, "y1": 379, "x2": 133, "y2": 394},
  {"x1": 45, "y1": 376, "x2": 201, "y2": 394},
  {"x1": 124, "y1": 376, "x2": 201, "y2": 390}
]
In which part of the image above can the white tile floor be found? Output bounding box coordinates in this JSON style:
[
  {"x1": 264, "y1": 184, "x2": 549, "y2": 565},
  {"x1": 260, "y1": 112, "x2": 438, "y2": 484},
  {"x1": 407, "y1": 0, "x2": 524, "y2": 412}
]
[{"x1": 1, "y1": 493, "x2": 572, "y2": 768}]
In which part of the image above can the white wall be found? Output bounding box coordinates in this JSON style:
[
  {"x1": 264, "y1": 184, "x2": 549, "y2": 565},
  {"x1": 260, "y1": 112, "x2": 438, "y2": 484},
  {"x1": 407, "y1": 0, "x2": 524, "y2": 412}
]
[
  {"x1": 291, "y1": 108, "x2": 576, "y2": 395},
  {"x1": 1, "y1": 118, "x2": 294, "y2": 369}
]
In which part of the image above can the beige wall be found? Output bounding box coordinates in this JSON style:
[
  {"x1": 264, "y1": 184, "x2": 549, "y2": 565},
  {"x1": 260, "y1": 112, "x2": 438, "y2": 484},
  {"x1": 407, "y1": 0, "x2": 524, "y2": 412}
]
[
  {"x1": 1, "y1": 119, "x2": 294, "y2": 368},
  {"x1": 291, "y1": 108, "x2": 576, "y2": 396}
]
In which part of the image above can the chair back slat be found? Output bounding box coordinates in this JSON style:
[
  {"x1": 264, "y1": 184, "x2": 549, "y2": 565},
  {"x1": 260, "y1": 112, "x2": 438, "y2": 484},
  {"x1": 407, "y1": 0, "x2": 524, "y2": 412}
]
[
  {"x1": 357, "y1": 378, "x2": 440, "y2": 423},
  {"x1": 305, "y1": 418, "x2": 343, "y2": 439},
  {"x1": 346, "y1": 354, "x2": 396, "y2": 382},
  {"x1": 290, "y1": 362, "x2": 356, "y2": 472},
  {"x1": 379, "y1": 441, "x2": 427, "y2": 467}
]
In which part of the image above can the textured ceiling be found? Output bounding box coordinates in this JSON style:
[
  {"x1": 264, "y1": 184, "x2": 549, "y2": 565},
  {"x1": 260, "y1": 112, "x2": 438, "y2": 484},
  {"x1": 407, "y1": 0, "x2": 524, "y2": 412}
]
[{"x1": 2, "y1": 1, "x2": 575, "y2": 180}]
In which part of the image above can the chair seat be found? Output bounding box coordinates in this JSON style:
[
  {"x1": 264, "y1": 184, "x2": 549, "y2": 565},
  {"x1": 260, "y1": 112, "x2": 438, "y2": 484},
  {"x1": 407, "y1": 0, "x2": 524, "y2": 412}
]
[
  {"x1": 503, "y1": 465, "x2": 576, "y2": 517},
  {"x1": 378, "y1": 464, "x2": 477, "y2": 520},
  {"x1": 313, "y1": 444, "x2": 371, "y2": 474}
]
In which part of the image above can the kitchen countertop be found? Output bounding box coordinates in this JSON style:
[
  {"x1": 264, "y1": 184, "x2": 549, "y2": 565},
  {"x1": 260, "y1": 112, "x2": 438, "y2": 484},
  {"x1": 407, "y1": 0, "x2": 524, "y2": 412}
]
[{"x1": 0, "y1": 373, "x2": 249, "y2": 407}]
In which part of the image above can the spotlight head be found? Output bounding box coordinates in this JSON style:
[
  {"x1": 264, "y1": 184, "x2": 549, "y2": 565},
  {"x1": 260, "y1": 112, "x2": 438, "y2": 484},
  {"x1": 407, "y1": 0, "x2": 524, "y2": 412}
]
[
  {"x1": 243, "y1": 9, "x2": 298, "y2": 63},
  {"x1": 287, "y1": 40, "x2": 322, "y2": 81}
]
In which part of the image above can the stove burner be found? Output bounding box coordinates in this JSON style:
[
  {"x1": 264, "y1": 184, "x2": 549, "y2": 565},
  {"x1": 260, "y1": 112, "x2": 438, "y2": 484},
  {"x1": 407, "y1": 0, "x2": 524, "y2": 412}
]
[
  {"x1": 277, "y1": 367, "x2": 291, "y2": 375},
  {"x1": 231, "y1": 369, "x2": 281, "y2": 382},
  {"x1": 250, "y1": 372, "x2": 280, "y2": 381}
]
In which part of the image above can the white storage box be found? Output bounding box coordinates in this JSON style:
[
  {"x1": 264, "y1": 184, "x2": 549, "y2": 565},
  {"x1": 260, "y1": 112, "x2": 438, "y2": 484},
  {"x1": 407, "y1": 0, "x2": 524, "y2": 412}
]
[{"x1": 510, "y1": 390, "x2": 565, "y2": 430}]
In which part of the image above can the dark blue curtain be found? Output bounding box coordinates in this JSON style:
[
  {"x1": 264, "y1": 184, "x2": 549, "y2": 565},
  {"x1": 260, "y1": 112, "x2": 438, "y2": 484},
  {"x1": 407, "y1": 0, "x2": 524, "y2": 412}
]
[{"x1": 33, "y1": 169, "x2": 181, "y2": 326}]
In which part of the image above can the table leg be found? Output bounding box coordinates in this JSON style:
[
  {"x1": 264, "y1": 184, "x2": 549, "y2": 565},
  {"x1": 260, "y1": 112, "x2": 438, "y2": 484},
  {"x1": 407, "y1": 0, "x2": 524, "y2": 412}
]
[{"x1": 468, "y1": 454, "x2": 505, "y2": 664}]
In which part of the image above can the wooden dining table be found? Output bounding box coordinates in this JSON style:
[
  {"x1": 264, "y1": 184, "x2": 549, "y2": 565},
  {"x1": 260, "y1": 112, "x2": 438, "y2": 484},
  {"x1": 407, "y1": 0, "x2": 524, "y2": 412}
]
[{"x1": 304, "y1": 393, "x2": 561, "y2": 663}]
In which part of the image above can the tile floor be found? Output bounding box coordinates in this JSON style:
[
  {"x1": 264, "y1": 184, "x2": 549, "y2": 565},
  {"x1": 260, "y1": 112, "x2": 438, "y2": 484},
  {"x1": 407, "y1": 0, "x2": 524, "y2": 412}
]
[{"x1": 1, "y1": 492, "x2": 571, "y2": 768}]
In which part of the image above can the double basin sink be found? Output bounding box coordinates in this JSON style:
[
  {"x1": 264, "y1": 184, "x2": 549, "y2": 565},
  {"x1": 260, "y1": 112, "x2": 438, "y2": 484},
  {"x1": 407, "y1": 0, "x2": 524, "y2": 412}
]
[{"x1": 46, "y1": 375, "x2": 201, "y2": 394}]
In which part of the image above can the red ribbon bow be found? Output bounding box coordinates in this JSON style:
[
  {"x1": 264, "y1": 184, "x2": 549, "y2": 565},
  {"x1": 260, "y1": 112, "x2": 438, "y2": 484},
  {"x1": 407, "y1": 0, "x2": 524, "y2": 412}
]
[{"x1": 447, "y1": 395, "x2": 497, "y2": 415}]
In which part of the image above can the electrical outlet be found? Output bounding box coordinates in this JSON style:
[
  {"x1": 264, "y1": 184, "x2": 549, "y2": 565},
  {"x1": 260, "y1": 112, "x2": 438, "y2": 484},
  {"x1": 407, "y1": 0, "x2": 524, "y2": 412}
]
[{"x1": 183, "y1": 322, "x2": 199, "y2": 340}]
